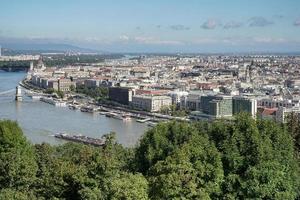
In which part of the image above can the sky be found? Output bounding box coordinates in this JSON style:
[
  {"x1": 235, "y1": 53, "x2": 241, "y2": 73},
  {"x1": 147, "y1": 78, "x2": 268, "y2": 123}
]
[{"x1": 0, "y1": 0, "x2": 300, "y2": 53}]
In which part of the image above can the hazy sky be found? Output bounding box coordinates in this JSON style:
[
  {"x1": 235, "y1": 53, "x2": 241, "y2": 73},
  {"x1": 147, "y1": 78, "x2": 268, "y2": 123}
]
[{"x1": 1, "y1": 0, "x2": 300, "y2": 52}]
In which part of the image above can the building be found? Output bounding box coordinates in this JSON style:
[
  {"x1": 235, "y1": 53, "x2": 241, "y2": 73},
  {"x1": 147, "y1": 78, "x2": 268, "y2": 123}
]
[
  {"x1": 207, "y1": 96, "x2": 233, "y2": 118},
  {"x1": 40, "y1": 78, "x2": 49, "y2": 89},
  {"x1": 168, "y1": 91, "x2": 189, "y2": 106},
  {"x1": 58, "y1": 78, "x2": 75, "y2": 92},
  {"x1": 257, "y1": 107, "x2": 277, "y2": 121},
  {"x1": 181, "y1": 92, "x2": 203, "y2": 111},
  {"x1": 232, "y1": 96, "x2": 257, "y2": 117},
  {"x1": 130, "y1": 68, "x2": 150, "y2": 78},
  {"x1": 275, "y1": 107, "x2": 300, "y2": 123},
  {"x1": 285, "y1": 79, "x2": 300, "y2": 89},
  {"x1": 258, "y1": 98, "x2": 299, "y2": 109},
  {"x1": 48, "y1": 80, "x2": 59, "y2": 90},
  {"x1": 200, "y1": 95, "x2": 219, "y2": 114},
  {"x1": 186, "y1": 94, "x2": 233, "y2": 119},
  {"x1": 84, "y1": 79, "x2": 100, "y2": 88},
  {"x1": 131, "y1": 95, "x2": 172, "y2": 112},
  {"x1": 108, "y1": 87, "x2": 135, "y2": 105}
]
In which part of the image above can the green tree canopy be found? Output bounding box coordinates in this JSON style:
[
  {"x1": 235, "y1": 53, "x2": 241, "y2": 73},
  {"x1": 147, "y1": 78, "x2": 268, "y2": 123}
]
[
  {"x1": 0, "y1": 120, "x2": 37, "y2": 191},
  {"x1": 0, "y1": 117, "x2": 299, "y2": 199}
]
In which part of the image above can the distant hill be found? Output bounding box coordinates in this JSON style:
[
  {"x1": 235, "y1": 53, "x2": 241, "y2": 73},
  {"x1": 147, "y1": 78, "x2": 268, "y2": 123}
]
[{"x1": 1, "y1": 43, "x2": 105, "y2": 55}]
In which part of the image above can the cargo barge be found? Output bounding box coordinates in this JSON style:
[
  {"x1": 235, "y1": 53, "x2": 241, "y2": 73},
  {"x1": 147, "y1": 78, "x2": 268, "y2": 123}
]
[{"x1": 54, "y1": 133, "x2": 105, "y2": 147}]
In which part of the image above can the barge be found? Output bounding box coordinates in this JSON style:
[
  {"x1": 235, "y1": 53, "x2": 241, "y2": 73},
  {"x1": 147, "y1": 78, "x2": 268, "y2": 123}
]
[{"x1": 54, "y1": 133, "x2": 105, "y2": 147}]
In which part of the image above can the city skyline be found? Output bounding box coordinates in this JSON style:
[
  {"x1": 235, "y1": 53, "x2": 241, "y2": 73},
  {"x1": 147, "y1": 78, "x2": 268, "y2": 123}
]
[{"x1": 1, "y1": 0, "x2": 300, "y2": 53}]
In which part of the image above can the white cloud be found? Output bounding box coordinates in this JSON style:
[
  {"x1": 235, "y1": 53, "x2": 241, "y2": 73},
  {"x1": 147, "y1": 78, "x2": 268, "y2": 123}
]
[
  {"x1": 201, "y1": 19, "x2": 219, "y2": 29},
  {"x1": 253, "y1": 37, "x2": 287, "y2": 43},
  {"x1": 248, "y1": 17, "x2": 274, "y2": 27},
  {"x1": 119, "y1": 35, "x2": 130, "y2": 41},
  {"x1": 294, "y1": 18, "x2": 300, "y2": 26}
]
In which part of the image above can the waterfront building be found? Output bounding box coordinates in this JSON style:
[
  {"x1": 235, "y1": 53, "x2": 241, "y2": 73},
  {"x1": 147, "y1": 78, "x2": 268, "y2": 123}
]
[
  {"x1": 201, "y1": 95, "x2": 219, "y2": 114},
  {"x1": 58, "y1": 78, "x2": 75, "y2": 92},
  {"x1": 48, "y1": 80, "x2": 59, "y2": 90},
  {"x1": 108, "y1": 87, "x2": 135, "y2": 105},
  {"x1": 41, "y1": 78, "x2": 49, "y2": 89},
  {"x1": 207, "y1": 96, "x2": 233, "y2": 118},
  {"x1": 182, "y1": 93, "x2": 200, "y2": 111},
  {"x1": 131, "y1": 95, "x2": 172, "y2": 112},
  {"x1": 168, "y1": 91, "x2": 189, "y2": 106},
  {"x1": 232, "y1": 96, "x2": 257, "y2": 117}
]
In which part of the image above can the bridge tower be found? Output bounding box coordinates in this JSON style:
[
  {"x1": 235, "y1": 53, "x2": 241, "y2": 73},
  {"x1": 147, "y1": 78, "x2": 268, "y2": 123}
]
[
  {"x1": 30, "y1": 61, "x2": 34, "y2": 71},
  {"x1": 15, "y1": 86, "x2": 22, "y2": 101}
]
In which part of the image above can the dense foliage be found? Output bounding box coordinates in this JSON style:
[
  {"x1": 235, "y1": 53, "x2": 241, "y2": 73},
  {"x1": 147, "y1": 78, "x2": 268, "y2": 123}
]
[
  {"x1": 75, "y1": 85, "x2": 108, "y2": 100},
  {"x1": 0, "y1": 113, "x2": 299, "y2": 199},
  {"x1": 159, "y1": 104, "x2": 189, "y2": 117},
  {"x1": 43, "y1": 54, "x2": 123, "y2": 67},
  {"x1": 0, "y1": 61, "x2": 31, "y2": 72}
]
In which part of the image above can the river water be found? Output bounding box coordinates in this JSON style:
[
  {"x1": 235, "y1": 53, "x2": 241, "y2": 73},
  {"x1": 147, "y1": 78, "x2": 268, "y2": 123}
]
[{"x1": 0, "y1": 72, "x2": 148, "y2": 146}]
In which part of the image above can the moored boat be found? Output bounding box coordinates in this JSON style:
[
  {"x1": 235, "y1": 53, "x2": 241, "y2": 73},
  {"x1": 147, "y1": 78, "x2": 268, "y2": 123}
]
[{"x1": 54, "y1": 133, "x2": 105, "y2": 146}]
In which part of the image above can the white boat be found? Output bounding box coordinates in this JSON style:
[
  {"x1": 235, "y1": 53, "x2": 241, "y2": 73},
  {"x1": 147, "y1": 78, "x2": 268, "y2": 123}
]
[
  {"x1": 122, "y1": 114, "x2": 132, "y2": 121},
  {"x1": 40, "y1": 97, "x2": 67, "y2": 107},
  {"x1": 99, "y1": 111, "x2": 109, "y2": 115},
  {"x1": 136, "y1": 118, "x2": 151, "y2": 123}
]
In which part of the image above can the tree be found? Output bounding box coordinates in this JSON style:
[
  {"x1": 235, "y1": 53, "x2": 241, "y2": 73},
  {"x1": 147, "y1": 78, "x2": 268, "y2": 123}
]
[
  {"x1": 0, "y1": 188, "x2": 38, "y2": 200},
  {"x1": 0, "y1": 120, "x2": 37, "y2": 191},
  {"x1": 149, "y1": 140, "x2": 223, "y2": 199},
  {"x1": 135, "y1": 121, "x2": 224, "y2": 199},
  {"x1": 159, "y1": 105, "x2": 170, "y2": 115},
  {"x1": 69, "y1": 85, "x2": 75, "y2": 92},
  {"x1": 0, "y1": 118, "x2": 299, "y2": 199},
  {"x1": 45, "y1": 88, "x2": 55, "y2": 94},
  {"x1": 108, "y1": 172, "x2": 149, "y2": 200},
  {"x1": 34, "y1": 143, "x2": 69, "y2": 199},
  {"x1": 135, "y1": 121, "x2": 198, "y2": 173},
  {"x1": 208, "y1": 114, "x2": 300, "y2": 199},
  {"x1": 56, "y1": 90, "x2": 64, "y2": 99},
  {"x1": 286, "y1": 112, "x2": 300, "y2": 157}
]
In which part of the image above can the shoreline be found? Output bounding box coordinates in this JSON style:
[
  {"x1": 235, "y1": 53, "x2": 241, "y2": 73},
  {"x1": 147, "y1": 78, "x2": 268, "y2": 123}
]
[{"x1": 20, "y1": 77, "x2": 189, "y2": 123}]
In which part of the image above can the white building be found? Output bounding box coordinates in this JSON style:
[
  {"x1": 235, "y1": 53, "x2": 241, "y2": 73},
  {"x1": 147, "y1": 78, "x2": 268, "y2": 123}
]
[
  {"x1": 131, "y1": 95, "x2": 172, "y2": 112},
  {"x1": 258, "y1": 98, "x2": 300, "y2": 109},
  {"x1": 168, "y1": 91, "x2": 188, "y2": 105}
]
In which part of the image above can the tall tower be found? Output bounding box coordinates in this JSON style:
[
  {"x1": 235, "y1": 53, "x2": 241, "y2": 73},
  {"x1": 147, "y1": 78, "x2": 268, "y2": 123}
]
[
  {"x1": 245, "y1": 65, "x2": 250, "y2": 83},
  {"x1": 15, "y1": 86, "x2": 22, "y2": 101}
]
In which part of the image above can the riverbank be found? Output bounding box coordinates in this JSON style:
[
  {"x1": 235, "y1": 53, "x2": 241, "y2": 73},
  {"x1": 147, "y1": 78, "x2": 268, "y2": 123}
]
[
  {"x1": 0, "y1": 72, "x2": 148, "y2": 146},
  {"x1": 21, "y1": 78, "x2": 189, "y2": 125}
]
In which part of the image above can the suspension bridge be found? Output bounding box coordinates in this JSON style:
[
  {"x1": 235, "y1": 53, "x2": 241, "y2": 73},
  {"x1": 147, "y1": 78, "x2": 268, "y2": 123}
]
[
  {"x1": 0, "y1": 89, "x2": 16, "y2": 97},
  {"x1": 0, "y1": 86, "x2": 47, "y2": 100}
]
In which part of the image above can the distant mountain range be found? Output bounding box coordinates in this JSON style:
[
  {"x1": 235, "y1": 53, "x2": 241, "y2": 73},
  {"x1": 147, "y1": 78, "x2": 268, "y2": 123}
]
[{"x1": 0, "y1": 43, "x2": 104, "y2": 54}]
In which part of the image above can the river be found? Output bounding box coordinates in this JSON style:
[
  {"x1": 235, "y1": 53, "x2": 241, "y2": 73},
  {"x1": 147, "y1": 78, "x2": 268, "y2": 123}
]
[{"x1": 0, "y1": 72, "x2": 148, "y2": 146}]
